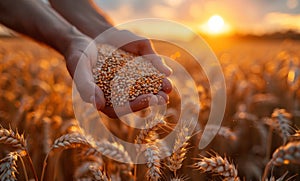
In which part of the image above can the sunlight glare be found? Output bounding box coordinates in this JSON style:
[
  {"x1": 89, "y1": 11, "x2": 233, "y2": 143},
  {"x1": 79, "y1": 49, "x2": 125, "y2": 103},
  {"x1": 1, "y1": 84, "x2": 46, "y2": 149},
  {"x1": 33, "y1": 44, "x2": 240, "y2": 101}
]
[
  {"x1": 207, "y1": 15, "x2": 225, "y2": 34},
  {"x1": 198, "y1": 14, "x2": 232, "y2": 35}
]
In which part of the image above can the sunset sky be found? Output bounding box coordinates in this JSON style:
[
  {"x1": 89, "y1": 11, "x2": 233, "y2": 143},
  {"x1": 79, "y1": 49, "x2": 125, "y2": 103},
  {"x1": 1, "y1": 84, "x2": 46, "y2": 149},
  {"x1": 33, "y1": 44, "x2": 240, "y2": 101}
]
[{"x1": 95, "y1": 0, "x2": 300, "y2": 35}]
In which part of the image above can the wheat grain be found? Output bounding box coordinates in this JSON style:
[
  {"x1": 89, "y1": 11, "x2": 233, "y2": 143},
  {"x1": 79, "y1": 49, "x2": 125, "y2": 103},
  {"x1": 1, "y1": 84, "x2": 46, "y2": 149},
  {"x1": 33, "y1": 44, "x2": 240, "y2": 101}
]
[
  {"x1": 144, "y1": 143, "x2": 161, "y2": 181},
  {"x1": 93, "y1": 44, "x2": 165, "y2": 107},
  {"x1": 0, "y1": 152, "x2": 18, "y2": 181},
  {"x1": 0, "y1": 127, "x2": 26, "y2": 151},
  {"x1": 193, "y1": 153, "x2": 240, "y2": 181},
  {"x1": 167, "y1": 124, "x2": 190, "y2": 173}
]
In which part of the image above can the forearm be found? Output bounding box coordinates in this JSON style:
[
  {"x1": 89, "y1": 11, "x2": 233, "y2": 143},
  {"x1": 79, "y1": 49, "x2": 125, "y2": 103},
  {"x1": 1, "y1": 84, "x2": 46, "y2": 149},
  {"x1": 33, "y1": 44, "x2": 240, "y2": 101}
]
[
  {"x1": 0, "y1": 0, "x2": 83, "y2": 55},
  {"x1": 49, "y1": 0, "x2": 114, "y2": 38}
]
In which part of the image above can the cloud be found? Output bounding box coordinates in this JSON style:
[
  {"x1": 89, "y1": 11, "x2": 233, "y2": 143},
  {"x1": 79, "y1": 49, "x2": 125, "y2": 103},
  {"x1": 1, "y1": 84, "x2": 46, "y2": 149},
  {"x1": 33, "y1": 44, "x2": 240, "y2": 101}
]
[
  {"x1": 150, "y1": 5, "x2": 176, "y2": 19},
  {"x1": 265, "y1": 12, "x2": 300, "y2": 31}
]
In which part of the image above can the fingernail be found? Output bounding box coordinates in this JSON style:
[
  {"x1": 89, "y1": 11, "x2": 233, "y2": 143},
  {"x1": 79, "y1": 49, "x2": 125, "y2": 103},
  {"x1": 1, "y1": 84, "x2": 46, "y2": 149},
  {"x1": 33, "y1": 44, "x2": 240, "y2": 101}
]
[
  {"x1": 149, "y1": 94, "x2": 158, "y2": 107},
  {"x1": 162, "y1": 78, "x2": 173, "y2": 94}
]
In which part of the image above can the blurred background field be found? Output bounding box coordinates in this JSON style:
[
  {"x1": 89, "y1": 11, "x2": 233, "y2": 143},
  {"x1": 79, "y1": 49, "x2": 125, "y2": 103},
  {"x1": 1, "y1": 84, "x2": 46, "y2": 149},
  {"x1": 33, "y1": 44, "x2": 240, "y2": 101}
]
[{"x1": 1, "y1": 34, "x2": 300, "y2": 180}]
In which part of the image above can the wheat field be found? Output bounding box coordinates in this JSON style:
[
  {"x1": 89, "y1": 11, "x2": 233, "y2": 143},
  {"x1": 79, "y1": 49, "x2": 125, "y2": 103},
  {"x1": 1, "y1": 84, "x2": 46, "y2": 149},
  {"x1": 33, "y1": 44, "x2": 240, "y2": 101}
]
[{"x1": 0, "y1": 36, "x2": 300, "y2": 180}]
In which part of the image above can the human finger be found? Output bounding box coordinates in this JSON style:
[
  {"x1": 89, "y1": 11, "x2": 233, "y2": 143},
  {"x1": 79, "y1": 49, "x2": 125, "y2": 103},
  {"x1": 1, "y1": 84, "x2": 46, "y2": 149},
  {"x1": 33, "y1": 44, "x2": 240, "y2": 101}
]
[{"x1": 101, "y1": 94, "x2": 158, "y2": 118}]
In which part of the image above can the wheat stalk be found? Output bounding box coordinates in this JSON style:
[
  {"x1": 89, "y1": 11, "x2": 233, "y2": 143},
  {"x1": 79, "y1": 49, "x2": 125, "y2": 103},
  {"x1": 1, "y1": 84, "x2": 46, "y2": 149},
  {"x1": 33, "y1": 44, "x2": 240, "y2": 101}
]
[
  {"x1": 167, "y1": 124, "x2": 190, "y2": 175},
  {"x1": 0, "y1": 127, "x2": 26, "y2": 151},
  {"x1": 193, "y1": 152, "x2": 240, "y2": 181},
  {"x1": 0, "y1": 152, "x2": 18, "y2": 181},
  {"x1": 145, "y1": 143, "x2": 161, "y2": 181},
  {"x1": 42, "y1": 117, "x2": 52, "y2": 154},
  {"x1": 262, "y1": 141, "x2": 300, "y2": 180}
]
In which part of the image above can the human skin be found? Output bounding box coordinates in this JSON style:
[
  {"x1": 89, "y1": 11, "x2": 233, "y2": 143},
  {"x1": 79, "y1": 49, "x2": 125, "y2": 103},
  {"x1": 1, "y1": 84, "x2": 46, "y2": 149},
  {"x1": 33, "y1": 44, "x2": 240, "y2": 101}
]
[{"x1": 0, "y1": 0, "x2": 172, "y2": 118}]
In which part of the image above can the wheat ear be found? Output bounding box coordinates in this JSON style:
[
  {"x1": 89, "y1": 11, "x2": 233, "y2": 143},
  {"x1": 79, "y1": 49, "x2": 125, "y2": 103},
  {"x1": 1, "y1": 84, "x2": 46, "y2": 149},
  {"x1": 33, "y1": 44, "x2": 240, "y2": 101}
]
[
  {"x1": 271, "y1": 109, "x2": 293, "y2": 144},
  {"x1": 135, "y1": 117, "x2": 165, "y2": 146},
  {"x1": 133, "y1": 116, "x2": 164, "y2": 181},
  {"x1": 193, "y1": 152, "x2": 240, "y2": 181},
  {"x1": 41, "y1": 132, "x2": 92, "y2": 181},
  {"x1": 88, "y1": 164, "x2": 110, "y2": 181},
  {"x1": 167, "y1": 124, "x2": 190, "y2": 175},
  {"x1": 0, "y1": 127, "x2": 37, "y2": 180},
  {"x1": 0, "y1": 152, "x2": 18, "y2": 181},
  {"x1": 94, "y1": 140, "x2": 132, "y2": 164},
  {"x1": 0, "y1": 127, "x2": 26, "y2": 151},
  {"x1": 75, "y1": 162, "x2": 110, "y2": 181},
  {"x1": 201, "y1": 125, "x2": 237, "y2": 141},
  {"x1": 145, "y1": 143, "x2": 161, "y2": 181},
  {"x1": 262, "y1": 141, "x2": 300, "y2": 180},
  {"x1": 51, "y1": 132, "x2": 91, "y2": 150}
]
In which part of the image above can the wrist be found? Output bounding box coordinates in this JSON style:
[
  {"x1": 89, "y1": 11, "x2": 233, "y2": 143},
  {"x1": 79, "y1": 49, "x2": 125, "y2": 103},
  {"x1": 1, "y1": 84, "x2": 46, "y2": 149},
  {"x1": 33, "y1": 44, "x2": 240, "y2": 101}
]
[{"x1": 52, "y1": 26, "x2": 85, "y2": 56}]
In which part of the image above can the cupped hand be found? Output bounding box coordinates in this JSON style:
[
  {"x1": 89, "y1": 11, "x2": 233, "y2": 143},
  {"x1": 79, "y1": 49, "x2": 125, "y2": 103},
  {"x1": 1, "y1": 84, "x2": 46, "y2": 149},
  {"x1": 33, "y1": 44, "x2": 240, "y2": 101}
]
[{"x1": 65, "y1": 32, "x2": 172, "y2": 118}]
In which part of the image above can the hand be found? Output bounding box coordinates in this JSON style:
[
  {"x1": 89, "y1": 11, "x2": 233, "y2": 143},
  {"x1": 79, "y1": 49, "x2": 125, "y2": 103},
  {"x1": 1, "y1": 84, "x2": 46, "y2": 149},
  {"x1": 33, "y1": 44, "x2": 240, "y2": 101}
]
[
  {"x1": 64, "y1": 35, "x2": 106, "y2": 111},
  {"x1": 65, "y1": 32, "x2": 172, "y2": 118}
]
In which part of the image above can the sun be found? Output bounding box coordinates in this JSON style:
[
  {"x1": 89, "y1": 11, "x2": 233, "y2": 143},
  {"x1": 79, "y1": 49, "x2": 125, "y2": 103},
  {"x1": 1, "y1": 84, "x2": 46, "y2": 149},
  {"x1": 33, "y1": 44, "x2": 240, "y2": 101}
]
[
  {"x1": 207, "y1": 15, "x2": 225, "y2": 34},
  {"x1": 198, "y1": 14, "x2": 232, "y2": 35}
]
